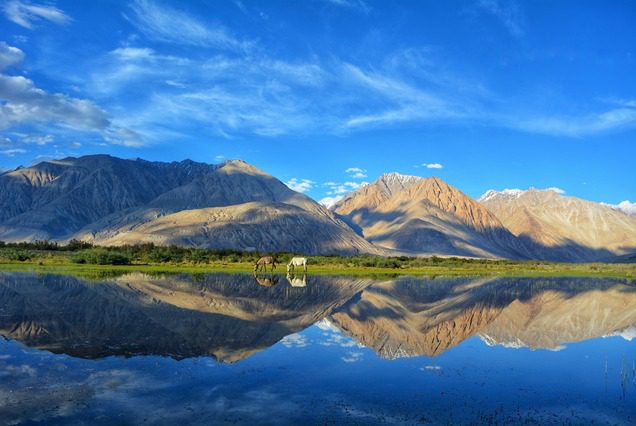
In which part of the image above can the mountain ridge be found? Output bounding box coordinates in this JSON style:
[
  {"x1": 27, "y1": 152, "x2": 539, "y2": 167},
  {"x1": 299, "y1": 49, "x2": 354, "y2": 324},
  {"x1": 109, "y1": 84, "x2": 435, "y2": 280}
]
[
  {"x1": 0, "y1": 156, "x2": 633, "y2": 261},
  {"x1": 0, "y1": 155, "x2": 380, "y2": 255}
]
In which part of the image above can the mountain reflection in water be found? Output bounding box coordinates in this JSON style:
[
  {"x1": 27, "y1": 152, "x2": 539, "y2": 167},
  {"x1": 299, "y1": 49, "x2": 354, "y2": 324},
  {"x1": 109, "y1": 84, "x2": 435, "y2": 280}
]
[{"x1": 1, "y1": 272, "x2": 634, "y2": 362}]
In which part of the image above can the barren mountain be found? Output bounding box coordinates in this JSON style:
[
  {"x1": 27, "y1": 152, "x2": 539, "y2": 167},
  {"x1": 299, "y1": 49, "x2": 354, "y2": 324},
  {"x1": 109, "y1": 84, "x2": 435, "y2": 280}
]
[
  {"x1": 480, "y1": 188, "x2": 636, "y2": 261},
  {"x1": 330, "y1": 276, "x2": 505, "y2": 358},
  {"x1": 0, "y1": 272, "x2": 373, "y2": 362},
  {"x1": 329, "y1": 276, "x2": 636, "y2": 359},
  {"x1": 479, "y1": 280, "x2": 636, "y2": 349},
  {"x1": 332, "y1": 173, "x2": 529, "y2": 258},
  {"x1": 0, "y1": 155, "x2": 378, "y2": 255}
]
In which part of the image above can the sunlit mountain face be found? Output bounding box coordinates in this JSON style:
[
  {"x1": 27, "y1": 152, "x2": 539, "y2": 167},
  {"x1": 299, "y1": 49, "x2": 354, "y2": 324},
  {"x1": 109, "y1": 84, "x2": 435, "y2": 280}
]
[{"x1": 1, "y1": 271, "x2": 635, "y2": 424}]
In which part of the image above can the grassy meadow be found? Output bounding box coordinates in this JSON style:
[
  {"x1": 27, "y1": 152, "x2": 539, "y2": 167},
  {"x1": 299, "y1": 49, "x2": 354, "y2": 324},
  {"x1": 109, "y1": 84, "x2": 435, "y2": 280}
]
[{"x1": 0, "y1": 240, "x2": 634, "y2": 279}]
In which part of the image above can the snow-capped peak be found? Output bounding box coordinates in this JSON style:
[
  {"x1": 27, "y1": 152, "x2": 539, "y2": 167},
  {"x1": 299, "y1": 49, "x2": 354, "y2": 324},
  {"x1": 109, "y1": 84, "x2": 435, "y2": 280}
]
[
  {"x1": 479, "y1": 188, "x2": 525, "y2": 202},
  {"x1": 379, "y1": 172, "x2": 421, "y2": 186},
  {"x1": 377, "y1": 172, "x2": 422, "y2": 196},
  {"x1": 479, "y1": 187, "x2": 566, "y2": 203}
]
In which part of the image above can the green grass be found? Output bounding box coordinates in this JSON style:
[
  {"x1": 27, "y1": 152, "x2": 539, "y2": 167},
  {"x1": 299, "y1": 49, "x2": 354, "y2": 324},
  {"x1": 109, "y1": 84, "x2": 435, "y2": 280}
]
[
  {"x1": 0, "y1": 241, "x2": 633, "y2": 279},
  {"x1": 0, "y1": 258, "x2": 634, "y2": 280}
]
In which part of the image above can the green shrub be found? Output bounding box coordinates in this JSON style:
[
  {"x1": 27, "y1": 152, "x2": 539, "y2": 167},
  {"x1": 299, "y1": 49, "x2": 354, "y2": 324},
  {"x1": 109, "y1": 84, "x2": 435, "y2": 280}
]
[{"x1": 71, "y1": 248, "x2": 130, "y2": 265}]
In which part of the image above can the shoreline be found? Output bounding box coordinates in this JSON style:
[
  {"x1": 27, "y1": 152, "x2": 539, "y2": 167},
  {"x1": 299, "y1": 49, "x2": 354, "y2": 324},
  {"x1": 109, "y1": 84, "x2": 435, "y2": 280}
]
[{"x1": 0, "y1": 261, "x2": 634, "y2": 279}]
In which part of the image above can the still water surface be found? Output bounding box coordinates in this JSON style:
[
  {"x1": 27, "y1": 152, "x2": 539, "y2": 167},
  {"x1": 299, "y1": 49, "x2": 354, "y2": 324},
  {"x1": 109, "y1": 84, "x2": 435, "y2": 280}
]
[{"x1": 0, "y1": 272, "x2": 635, "y2": 425}]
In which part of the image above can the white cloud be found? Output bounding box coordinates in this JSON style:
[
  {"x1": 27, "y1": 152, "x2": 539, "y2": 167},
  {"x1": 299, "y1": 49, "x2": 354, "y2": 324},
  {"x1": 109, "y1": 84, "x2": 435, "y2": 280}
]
[
  {"x1": 214, "y1": 155, "x2": 225, "y2": 162},
  {"x1": 0, "y1": 41, "x2": 24, "y2": 70},
  {"x1": 545, "y1": 187, "x2": 566, "y2": 195},
  {"x1": 0, "y1": 43, "x2": 109, "y2": 131},
  {"x1": 422, "y1": 163, "x2": 443, "y2": 169},
  {"x1": 0, "y1": 74, "x2": 110, "y2": 130},
  {"x1": 2, "y1": 1, "x2": 71, "y2": 29},
  {"x1": 0, "y1": 42, "x2": 144, "y2": 147},
  {"x1": 280, "y1": 333, "x2": 308, "y2": 348},
  {"x1": 318, "y1": 195, "x2": 344, "y2": 208},
  {"x1": 126, "y1": 0, "x2": 251, "y2": 51},
  {"x1": 21, "y1": 134, "x2": 54, "y2": 145},
  {"x1": 601, "y1": 200, "x2": 636, "y2": 216},
  {"x1": 286, "y1": 178, "x2": 315, "y2": 193},
  {"x1": 345, "y1": 167, "x2": 367, "y2": 178},
  {"x1": 0, "y1": 148, "x2": 26, "y2": 156},
  {"x1": 341, "y1": 351, "x2": 364, "y2": 363},
  {"x1": 324, "y1": 181, "x2": 368, "y2": 195}
]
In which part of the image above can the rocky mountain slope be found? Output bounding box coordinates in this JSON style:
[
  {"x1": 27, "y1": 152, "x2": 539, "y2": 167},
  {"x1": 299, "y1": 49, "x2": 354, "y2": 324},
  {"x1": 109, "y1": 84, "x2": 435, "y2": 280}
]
[
  {"x1": 0, "y1": 272, "x2": 373, "y2": 362},
  {"x1": 0, "y1": 155, "x2": 378, "y2": 255},
  {"x1": 479, "y1": 280, "x2": 636, "y2": 350},
  {"x1": 1, "y1": 155, "x2": 633, "y2": 260},
  {"x1": 480, "y1": 188, "x2": 636, "y2": 261},
  {"x1": 328, "y1": 276, "x2": 636, "y2": 359},
  {"x1": 332, "y1": 173, "x2": 530, "y2": 258}
]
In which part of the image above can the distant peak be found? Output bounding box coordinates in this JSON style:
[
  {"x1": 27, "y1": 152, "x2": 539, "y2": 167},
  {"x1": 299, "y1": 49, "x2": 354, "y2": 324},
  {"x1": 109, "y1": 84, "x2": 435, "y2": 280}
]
[
  {"x1": 378, "y1": 172, "x2": 421, "y2": 185},
  {"x1": 479, "y1": 189, "x2": 525, "y2": 202},
  {"x1": 222, "y1": 159, "x2": 249, "y2": 166},
  {"x1": 479, "y1": 187, "x2": 566, "y2": 202},
  {"x1": 219, "y1": 159, "x2": 266, "y2": 175}
]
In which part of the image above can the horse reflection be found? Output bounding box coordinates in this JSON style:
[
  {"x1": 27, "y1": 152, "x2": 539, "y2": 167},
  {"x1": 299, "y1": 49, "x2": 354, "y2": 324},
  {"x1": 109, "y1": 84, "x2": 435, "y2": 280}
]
[
  {"x1": 253, "y1": 273, "x2": 279, "y2": 287},
  {"x1": 286, "y1": 273, "x2": 307, "y2": 288}
]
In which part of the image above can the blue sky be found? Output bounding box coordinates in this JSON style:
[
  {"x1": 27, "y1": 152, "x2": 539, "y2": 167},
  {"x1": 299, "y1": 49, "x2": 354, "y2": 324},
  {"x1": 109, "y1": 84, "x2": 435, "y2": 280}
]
[{"x1": 0, "y1": 0, "x2": 634, "y2": 206}]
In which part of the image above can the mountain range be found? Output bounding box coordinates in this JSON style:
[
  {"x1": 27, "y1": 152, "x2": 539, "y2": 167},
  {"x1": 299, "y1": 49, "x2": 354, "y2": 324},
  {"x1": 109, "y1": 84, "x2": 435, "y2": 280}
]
[
  {"x1": 0, "y1": 155, "x2": 377, "y2": 255},
  {"x1": 0, "y1": 154, "x2": 634, "y2": 262},
  {"x1": 2, "y1": 272, "x2": 634, "y2": 361}
]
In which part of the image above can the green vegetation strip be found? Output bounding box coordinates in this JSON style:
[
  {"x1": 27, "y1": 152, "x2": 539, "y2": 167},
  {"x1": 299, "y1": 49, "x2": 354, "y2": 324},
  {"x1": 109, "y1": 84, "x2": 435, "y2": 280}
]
[{"x1": 0, "y1": 241, "x2": 634, "y2": 279}]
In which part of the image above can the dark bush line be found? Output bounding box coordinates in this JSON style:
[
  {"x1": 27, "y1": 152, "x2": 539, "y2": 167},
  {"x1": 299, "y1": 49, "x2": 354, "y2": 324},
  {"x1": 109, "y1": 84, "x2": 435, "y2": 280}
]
[{"x1": 0, "y1": 239, "x2": 554, "y2": 267}]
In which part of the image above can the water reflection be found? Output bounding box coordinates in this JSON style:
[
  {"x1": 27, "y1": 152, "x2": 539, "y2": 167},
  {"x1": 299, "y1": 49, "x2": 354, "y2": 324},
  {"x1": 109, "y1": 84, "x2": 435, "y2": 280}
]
[
  {"x1": 0, "y1": 272, "x2": 372, "y2": 362},
  {"x1": 0, "y1": 272, "x2": 634, "y2": 361},
  {"x1": 1, "y1": 272, "x2": 635, "y2": 425}
]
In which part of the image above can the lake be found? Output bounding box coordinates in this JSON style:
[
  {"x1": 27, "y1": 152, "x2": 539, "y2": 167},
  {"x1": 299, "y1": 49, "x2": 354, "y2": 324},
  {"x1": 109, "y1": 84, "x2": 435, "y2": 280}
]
[{"x1": 0, "y1": 271, "x2": 635, "y2": 425}]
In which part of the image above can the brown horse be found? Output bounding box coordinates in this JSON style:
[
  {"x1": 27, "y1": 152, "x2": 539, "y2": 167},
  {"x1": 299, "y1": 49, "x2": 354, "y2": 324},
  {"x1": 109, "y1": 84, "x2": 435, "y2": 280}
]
[{"x1": 254, "y1": 255, "x2": 277, "y2": 272}]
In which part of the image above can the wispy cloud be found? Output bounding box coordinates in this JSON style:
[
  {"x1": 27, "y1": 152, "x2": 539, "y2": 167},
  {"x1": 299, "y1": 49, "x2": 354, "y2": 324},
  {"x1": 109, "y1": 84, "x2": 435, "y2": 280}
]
[
  {"x1": 345, "y1": 167, "x2": 367, "y2": 178},
  {"x1": 58, "y1": 4, "x2": 636, "y2": 143},
  {"x1": 322, "y1": 0, "x2": 369, "y2": 13},
  {"x1": 0, "y1": 148, "x2": 26, "y2": 156},
  {"x1": 126, "y1": 0, "x2": 251, "y2": 51},
  {"x1": 477, "y1": 0, "x2": 523, "y2": 37},
  {"x1": 286, "y1": 178, "x2": 315, "y2": 193},
  {"x1": 514, "y1": 107, "x2": 636, "y2": 137},
  {"x1": 422, "y1": 163, "x2": 443, "y2": 169},
  {"x1": 2, "y1": 1, "x2": 71, "y2": 29},
  {"x1": 342, "y1": 63, "x2": 465, "y2": 128}
]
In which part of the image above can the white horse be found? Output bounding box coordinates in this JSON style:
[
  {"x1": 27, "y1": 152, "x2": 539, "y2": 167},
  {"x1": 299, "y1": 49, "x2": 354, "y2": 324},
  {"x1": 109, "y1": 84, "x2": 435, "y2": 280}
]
[
  {"x1": 286, "y1": 273, "x2": 307, "y2": 288},
  {"x1": 287, "y1": 256, "x2": 307, "y2": 273}
]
